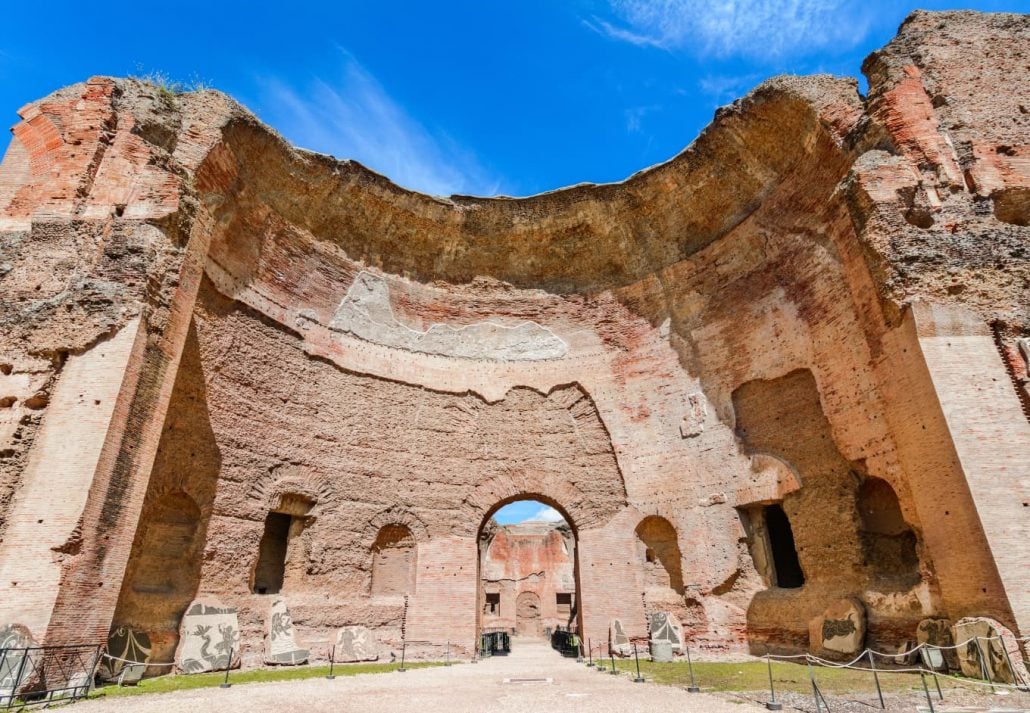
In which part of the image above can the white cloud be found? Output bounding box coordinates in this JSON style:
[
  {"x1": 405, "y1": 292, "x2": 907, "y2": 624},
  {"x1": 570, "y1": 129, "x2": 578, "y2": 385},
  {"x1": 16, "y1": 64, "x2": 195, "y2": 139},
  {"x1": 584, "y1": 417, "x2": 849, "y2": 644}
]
[
  {"x1": 624, "y1": 104, "x2": 662, "y2": 133},
  {"x1": 581, "y1": 17, "x2": 667, "y2": 49},
  {"x1": 255, "y1": 51, "x2": 505, "y2": 197},
  {"x1": 594, "y1": 0, "x2": 872, "y2": 60},
  {"x1": 525, "y1": 506, "x2": 566, "y2": 523}
]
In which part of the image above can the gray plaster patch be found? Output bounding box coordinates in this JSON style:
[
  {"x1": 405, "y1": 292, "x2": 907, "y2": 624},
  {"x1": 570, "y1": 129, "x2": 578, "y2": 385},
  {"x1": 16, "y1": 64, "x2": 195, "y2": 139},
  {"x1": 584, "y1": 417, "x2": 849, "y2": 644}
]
[
  {"x1": 0, "y1": 624, "x2": 35, "y2": 704},
  {"x1": 649, "y1": 612, "x2": 683, "y2": 653},
  {"x1": 610, "y1": 619, "x2": 631, "y2": 657},
  {"x1": 265, "y1": 598, "x2": 309, "y2": 665},
  {"x1": 176, "y1": 600, "x2": 241, "y2": 674},
  {"x1": 330, "y1": 271, "x2": 567, "y2": 361},
  {"x1": 99, "y1": 627, "x2": 152, "y2": 682},
  {"x1": 334, "y1": 626, "x2": 378, "y2": 663}
]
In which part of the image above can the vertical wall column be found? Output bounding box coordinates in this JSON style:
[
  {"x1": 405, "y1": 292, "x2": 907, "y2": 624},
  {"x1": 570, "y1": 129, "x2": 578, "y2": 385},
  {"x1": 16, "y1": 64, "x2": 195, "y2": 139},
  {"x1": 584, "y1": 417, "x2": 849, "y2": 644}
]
[
  {"x1": 577, "y1": 518, "x2": 647, "y2": 659},
  {"x1": 877, "y1": 302, "x2": 1030, "y2": 635},
  {"x1": 46, "y1": 214, "x2": 218, "y2": 646},
  {"x1": 0, "y1": 318, "x2": 145, "y2": 640},
  {"x1": 0, "y1": 208, "x2": 219, "y2": 646}
]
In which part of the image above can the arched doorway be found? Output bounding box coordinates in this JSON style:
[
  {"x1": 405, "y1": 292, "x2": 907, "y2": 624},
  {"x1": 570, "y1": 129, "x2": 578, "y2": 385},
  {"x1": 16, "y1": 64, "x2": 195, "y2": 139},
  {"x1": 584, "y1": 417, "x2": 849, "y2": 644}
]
[{"x1": 476, "y1": 496, "x2": 583, "y2": 652}]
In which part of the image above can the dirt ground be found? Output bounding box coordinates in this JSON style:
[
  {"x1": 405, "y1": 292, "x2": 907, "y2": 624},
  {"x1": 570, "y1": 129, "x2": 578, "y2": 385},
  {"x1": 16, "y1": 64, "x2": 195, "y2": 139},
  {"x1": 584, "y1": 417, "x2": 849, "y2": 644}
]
[{"x1": 74, "y1": 639, "x2": 763, "y2": 712}]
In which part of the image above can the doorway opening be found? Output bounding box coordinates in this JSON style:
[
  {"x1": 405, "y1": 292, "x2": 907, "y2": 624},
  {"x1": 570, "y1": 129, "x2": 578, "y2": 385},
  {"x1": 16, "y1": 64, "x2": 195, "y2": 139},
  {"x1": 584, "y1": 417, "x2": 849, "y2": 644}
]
[
  {"x1": 477, "y1": 497, "x2": 582, "y2": 652},
  {"x1": 253, "y1": 512, "x2": 291, "y2": 595},
  {"x1": 764, "y1": 504, "x2": 805, "y2": 589}
]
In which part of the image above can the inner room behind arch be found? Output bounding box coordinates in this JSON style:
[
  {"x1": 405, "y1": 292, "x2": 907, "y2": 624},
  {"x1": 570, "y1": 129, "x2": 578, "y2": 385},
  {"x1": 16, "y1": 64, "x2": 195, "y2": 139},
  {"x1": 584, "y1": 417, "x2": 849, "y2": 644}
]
[{"x1": 479, "y1": 499, "x2": 578, "y2": 643}]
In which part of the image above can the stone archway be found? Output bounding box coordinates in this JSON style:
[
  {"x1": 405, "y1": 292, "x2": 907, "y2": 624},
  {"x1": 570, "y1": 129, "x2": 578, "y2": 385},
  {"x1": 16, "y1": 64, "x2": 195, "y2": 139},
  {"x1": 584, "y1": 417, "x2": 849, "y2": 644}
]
[{"x1": 476, "y1": 495, "x2": 582, "y2": 649}]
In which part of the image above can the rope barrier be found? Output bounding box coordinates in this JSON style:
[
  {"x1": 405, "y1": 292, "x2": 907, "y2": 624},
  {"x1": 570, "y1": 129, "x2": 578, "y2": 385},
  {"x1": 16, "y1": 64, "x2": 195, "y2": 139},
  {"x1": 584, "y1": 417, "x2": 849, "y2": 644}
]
[
  {"x1": 862, "y1": 633, "x2": 1030, "y2": 656},
  {"x1": 759, "y1": 633, "x2": 1030, "y2": 695},
  {"x1": 100, "y1": 652, "x2": 175, "y2": 667},
  {"x1": 766, "y1": 632, "x2": 1030, "y2": 664}
]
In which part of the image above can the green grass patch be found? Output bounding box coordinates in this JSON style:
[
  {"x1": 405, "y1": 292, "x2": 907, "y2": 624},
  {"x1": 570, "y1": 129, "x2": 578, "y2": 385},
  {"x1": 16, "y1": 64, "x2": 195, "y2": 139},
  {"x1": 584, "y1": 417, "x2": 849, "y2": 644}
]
[
  {"x1": 90, "y1": 661, "x2": 445, "y2": 699},
  {"x1": 604, "y1": 659, "x2": 943, "y2": 695}
]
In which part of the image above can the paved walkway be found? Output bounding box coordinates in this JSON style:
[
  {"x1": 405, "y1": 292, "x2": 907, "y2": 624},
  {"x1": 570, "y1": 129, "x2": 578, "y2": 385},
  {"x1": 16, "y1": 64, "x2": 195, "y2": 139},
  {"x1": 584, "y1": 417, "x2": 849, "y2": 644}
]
[{"x1": 75, "y1": 638, "x2": 761, "y2": 712}]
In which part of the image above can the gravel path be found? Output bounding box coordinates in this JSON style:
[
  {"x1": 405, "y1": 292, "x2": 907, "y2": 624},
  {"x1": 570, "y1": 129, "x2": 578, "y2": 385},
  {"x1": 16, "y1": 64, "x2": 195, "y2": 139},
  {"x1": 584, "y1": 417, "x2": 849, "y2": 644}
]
[{"x1": 74, "y1": 639, "x2": 762, "y2": 713}]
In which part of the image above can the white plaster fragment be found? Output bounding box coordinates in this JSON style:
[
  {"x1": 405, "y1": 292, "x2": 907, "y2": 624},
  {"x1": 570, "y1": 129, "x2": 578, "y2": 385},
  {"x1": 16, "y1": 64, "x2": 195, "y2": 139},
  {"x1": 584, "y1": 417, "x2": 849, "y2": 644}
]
[
  {"x1": 330, "y1": 271, "x2": 568, "y2": 362},
  {"x1": 679, "y1": 392, "x2": 707, "y2": 438}
]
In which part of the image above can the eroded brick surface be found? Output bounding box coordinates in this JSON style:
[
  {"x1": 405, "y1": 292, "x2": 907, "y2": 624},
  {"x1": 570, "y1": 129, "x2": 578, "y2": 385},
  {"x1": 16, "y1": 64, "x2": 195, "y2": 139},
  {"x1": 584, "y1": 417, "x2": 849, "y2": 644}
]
[{"x1": 0, "y1": 10, "x2": 1026, "y2": 673}]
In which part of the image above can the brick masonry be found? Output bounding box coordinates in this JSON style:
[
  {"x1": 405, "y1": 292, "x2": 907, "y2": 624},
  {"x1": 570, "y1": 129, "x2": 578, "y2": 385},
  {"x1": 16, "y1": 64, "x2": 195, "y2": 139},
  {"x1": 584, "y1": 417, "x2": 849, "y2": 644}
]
[{"x1": 0, "y1": 10, "x2": 1026, "y2": 671}]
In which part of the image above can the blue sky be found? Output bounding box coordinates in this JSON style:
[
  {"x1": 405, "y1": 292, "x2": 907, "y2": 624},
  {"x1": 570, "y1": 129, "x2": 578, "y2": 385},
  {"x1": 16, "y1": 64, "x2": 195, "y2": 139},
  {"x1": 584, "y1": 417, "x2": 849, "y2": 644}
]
[
  {"x1": 1, "y1": 1, "x2": 1023, "y2": 197},
  {"x1": 492, "y1": 500, "x2": 565, "y2": 525}
]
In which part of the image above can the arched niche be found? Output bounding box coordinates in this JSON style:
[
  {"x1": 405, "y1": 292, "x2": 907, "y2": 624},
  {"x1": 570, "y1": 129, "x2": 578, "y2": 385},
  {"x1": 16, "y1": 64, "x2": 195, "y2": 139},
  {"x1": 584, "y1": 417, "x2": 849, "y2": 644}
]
[
  {"x1": 370, "y1": 524, "x2": 417, "y2": 597},
  {"x1": 515, "y1": 591, "x2": 542, "y2": 636},
  {"x1": 127, "y1": 490, "x2": 202, "y2": 604},
  {"x1": 634, "y1": 515, "x2": 685, "y2": 594},
  {"x1": 856, "y1": 477, "x2": 919, "y2": 585},
  {"x1": 111, "y1": 487, "x2": 206, "y2": 664}
]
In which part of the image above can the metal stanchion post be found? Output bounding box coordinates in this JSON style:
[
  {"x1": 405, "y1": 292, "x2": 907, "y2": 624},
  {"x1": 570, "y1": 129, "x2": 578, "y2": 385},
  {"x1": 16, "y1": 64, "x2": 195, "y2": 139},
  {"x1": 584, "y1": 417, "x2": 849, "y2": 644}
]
[
  {"x1": 1000, "y1": 639, "x2": 1027, "y2": 692},
  {"x1": 81, "y1": 646, "x2": 103, "y2": 702},
  {"x1": 219, "y1": 647, "x2": 233, "y2": 689},
  {"x1": 868, "y1": 649, "x2": 884, "y2": 709},
  {"x1": 920, "y1": 670, "x2": 936, "y2": 713},
  {"x1": 0, "y1": 650, "x2": 7, "y2": 706},
  {"x1": 922, "y1": 647, "x2": 943, "y2": 701},
  {"x1": 610, "y1": 649, "x2": 618, "y2": 675},
  {"x1": 685, "y1": 646, "x2": 699, "y2": 692},
  {"x1": 327, "y1": 645, "x2": 336, "y2": 680},
  {"x1": 10, "y1": 648, "x2": 29, "y2": 707},
  {"x1": 633, "y1": 643, "x2": 644, "y2": 683},
  {"x1": 398, "y1": 641, "x2": 407, "y2": 673},
  {"x1": 587, "y1": 639, "x2": 594, "y2": 667},
  {"x1": 976, "y1": 637, "x2": 995, "y2": 693},
  {"x1": 765, "y1": 647, "x2": 782, "y2": 710},
  {"x1": 807, "y1": 659, "x2": 821, "y2": 713},
  {"x1": 445, "y1": 640, "x2": 451, "y2": 667}
]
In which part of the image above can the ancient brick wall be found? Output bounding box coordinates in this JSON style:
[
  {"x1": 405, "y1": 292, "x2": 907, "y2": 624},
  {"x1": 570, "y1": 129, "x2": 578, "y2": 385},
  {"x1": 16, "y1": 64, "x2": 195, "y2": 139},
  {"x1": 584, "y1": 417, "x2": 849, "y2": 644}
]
[{"x1": 0, "y1": 10, "x2": 1026, "y2": 671}]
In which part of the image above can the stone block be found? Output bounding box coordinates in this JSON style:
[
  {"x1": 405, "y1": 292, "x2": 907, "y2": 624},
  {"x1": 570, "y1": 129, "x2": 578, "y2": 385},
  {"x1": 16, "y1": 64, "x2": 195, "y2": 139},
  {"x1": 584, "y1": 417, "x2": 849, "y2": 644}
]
[
  {"x1": 175, "y1": 599, "x2": 241, "y2": 673},
  {"x1": 117, "y1": 664, "x2": 145, "y2": 687},
  {"x1": 334, "y1": 626, "x2": 378, "y2": 662},
  {"x1": 651, "y1": 640, "x2": 674, "y2": 663},
  {"x1": 952, "y1": 617, "x2": 1028, "y2": 685},
  {"x1": 265, "y1": 598, "x2": 310, "y2": 666},
  {"x1": 0, "y1": 624, "x2": 36, "y2": 704},
  {"x1": 609, "y1": 618, "x2": 631, "y2": 657},
  {"x1": 649, "y1": 611, "x2": 683, "y2": 653},
  {"x1": 814, "y1": 598, "x2": 866, "y2": 656},
  {"x1": 99, "y1": 626, "x2": 152, "y2": 682},
  {"x1": 916, "y1": 617, "x2": 959, "y2": 671}
]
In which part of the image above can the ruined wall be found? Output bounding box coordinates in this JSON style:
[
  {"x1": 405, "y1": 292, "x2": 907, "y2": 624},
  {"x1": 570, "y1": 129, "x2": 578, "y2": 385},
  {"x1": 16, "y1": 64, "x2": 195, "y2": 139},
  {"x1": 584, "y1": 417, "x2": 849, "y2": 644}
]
[
  {"x1": 0, "y1": 10, "x2": 1026, "y2": 670},
  {"x1": 480, "y1": 522, "x2": 576, "y2": 635}
]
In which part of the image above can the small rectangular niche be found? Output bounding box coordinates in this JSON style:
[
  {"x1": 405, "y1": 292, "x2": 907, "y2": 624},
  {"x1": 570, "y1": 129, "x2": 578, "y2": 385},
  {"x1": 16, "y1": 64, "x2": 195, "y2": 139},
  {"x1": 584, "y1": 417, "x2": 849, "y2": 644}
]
[
  {"x1": 555, "y1": 592, "x2": 573, "y2": 618},
  {"x1": 484, "y1": 592, "x2": 501, "y2": 615},
  {"x1": 253, "y1": 512, "x2": 292, "y2": 594}
]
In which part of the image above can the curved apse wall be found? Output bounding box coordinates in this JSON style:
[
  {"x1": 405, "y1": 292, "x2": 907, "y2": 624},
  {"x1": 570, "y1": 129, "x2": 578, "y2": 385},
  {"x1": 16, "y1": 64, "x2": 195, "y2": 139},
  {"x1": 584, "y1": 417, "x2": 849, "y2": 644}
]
[{"x1": 0, "y1": 11, "x2": 1026, "y2": 669}]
